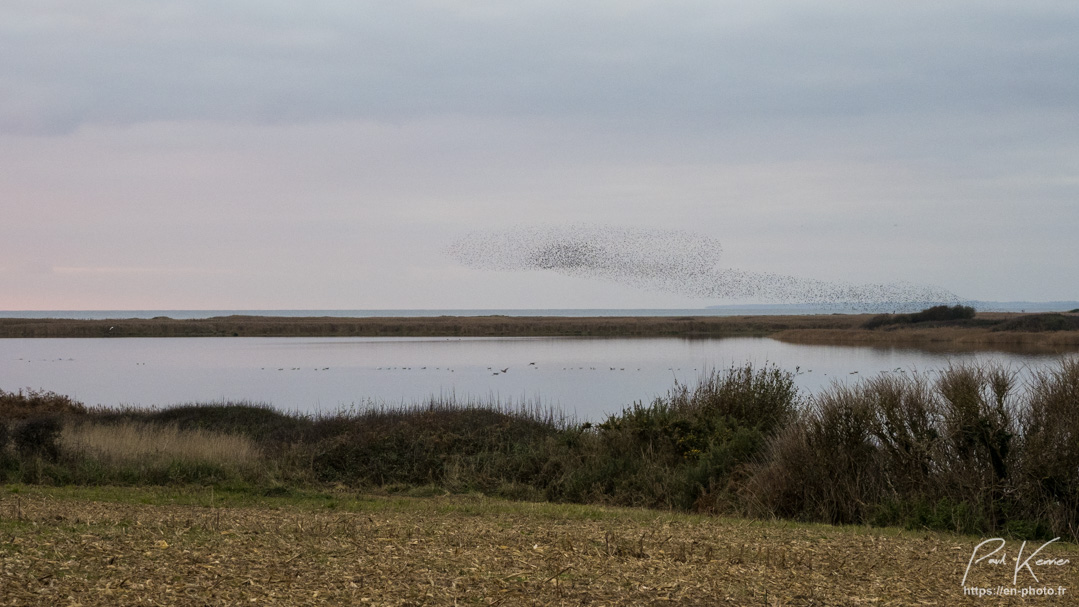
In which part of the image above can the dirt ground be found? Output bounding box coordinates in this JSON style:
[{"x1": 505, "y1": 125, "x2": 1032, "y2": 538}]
[{"x1": 1, "y1": 487, "x2": 1076, "y2": 606}]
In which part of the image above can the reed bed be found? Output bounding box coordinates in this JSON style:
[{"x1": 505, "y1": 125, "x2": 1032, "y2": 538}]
[{"x1": 60, "y1": 421, "x2": 261, "y2": 470}]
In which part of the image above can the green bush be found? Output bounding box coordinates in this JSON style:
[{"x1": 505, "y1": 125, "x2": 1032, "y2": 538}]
[
  {"x1": 910, "y1": 305, "x2": 976, "y2": 323},
  {"x1": 0, "y1": 389, "x2": 86, "y2": 420},
  {"x1": 306, "y1": 401, "x2": 560, "y2": 491},
  {"x1": 91, "y1": 401, "x2": 311, "y2": 444},
  {"x1": 993, "y1": 313, "x2": 1079, "y2": 332},
  {"x1": 13, "y1": 416, "x2": 63, "y2": 461},
  {"x1": 580, "y1": 364, "x2": 800, "y2": 510},
  {"x1": 863, "y1": 304, "x2": 976, "y2": 329}
]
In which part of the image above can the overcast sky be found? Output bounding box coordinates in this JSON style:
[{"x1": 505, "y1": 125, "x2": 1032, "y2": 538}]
[{"x1": 2, "y1": 1, "x2": 1076, "y2": 310}]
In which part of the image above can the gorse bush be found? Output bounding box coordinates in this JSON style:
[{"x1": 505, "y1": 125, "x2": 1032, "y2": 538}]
[
  {"x1": 864, "y1": 304, "x2": 976, "y2": 329},
  {"x1": 992, "y1": 313, "x2": 1079, "y2": 332},
  {"x1": 561, "y1": 364, "x2": 800, "y2": 510},
  {"x1": 911, "y1": 305, "x2": 976, "y2": 323}
]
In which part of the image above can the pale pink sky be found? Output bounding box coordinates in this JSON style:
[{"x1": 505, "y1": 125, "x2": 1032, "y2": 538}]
[{"x1": 2, "y1": 2, "x2": 1077, "y2": 310}]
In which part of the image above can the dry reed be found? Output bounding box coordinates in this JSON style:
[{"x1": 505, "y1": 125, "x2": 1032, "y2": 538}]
[{"x1": 61, "y1": 421, "x2": 261, "y2": 469}]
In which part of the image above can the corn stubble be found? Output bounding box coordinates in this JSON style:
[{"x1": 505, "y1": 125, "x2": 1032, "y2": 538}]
[{"x1": 3, "y1": 488, "x2": 1074, "y2": 606}]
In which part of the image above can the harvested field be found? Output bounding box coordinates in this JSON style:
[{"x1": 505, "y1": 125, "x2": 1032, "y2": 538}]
[{"x1": 1, "y1": 486, "x2": 1076, "y2": 605}]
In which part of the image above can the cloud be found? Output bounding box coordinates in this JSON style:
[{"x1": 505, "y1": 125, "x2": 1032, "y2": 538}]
[
  {"x1": 3, "y1": 2, "x2": 1078, "y2": 134},
  {"x1": 50, "y1": 266, "x2": 230, "y2": 276},
  {"x1": 2, "y1": 2, "x2": 1076, "y2": 308}
]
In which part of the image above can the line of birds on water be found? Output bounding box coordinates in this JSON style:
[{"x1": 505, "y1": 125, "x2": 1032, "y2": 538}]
[
  {"x1": 11, "y1": 356, "x2": 922, "y2": 377},
  {"x1": 13, "y1": 357, "x2": 926, "y2": 379},
  {"x1": 248, "y1": 365, "x2": 910, "y2": 376}
]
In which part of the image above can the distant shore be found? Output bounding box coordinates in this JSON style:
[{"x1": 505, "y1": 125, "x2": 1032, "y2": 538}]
[{"x1": 2, "y1": 312, "x2": 1079, "y2": 351}]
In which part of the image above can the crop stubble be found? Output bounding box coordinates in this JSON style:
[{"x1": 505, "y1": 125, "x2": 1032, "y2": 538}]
[{"x1": 2, "y1": 489, "x2": 1075, "y2": 605}]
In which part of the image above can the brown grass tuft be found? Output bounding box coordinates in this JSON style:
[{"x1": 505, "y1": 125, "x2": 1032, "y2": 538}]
[{"x1": 61, "y1": 421, "x2": 261, "y2": 469}]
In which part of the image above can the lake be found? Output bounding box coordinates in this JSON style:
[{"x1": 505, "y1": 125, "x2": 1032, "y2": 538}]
[{"x1": 1, "y1": 336, "x2": 1068, "y2": 421}]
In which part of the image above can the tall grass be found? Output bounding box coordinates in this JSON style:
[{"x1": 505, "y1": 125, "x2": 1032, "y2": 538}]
[{"x1": 61, "y1": 421, "x2": 261, "y2": 477}]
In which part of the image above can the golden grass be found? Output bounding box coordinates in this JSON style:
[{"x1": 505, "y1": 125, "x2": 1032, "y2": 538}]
[
  {"x1": 60, "y1": 421, "x2": 261, "y2": 469},
  {"x1": 773, "y1": 328, "x2": 1079, "y2": 352},
  {"x1": 1, "y1": 486, "x2": 1076, "y2": 605}
]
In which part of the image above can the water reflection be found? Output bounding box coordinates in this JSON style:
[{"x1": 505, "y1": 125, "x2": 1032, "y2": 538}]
[{"x1": 0, "y1": 337, "x2": 1067, "y2": 421}]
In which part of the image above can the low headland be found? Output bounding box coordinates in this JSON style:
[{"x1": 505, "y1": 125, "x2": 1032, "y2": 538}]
[{"x1": 3, "y1": 305, "x2": 1079, "y2": 352}]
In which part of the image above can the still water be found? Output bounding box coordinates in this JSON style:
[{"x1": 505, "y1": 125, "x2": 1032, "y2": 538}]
[{"x1": 0, "y1": 337, "x2": 1066, "y2": 421}]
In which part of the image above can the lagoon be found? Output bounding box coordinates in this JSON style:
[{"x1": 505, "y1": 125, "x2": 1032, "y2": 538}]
[{"x1": 0, "y1": 336, "x2": 1065, "y2": 421}]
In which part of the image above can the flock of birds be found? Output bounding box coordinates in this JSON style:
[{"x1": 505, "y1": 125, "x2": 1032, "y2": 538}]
[
  {"x1": 447, "y1": 223, "x2": 960, "y2": 311},
  {"x1": 252, "y1": 363, "x2": 921, "y2": 378}
]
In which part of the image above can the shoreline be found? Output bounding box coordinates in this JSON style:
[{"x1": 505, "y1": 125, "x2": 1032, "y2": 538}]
[{"x1": 1, "y1": 312, "x2": 1078, "y2": 352}]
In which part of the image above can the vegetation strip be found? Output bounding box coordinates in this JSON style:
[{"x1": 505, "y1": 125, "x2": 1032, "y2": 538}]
[
  {"x1": 3, "y1": 308, "x2": 1078, "y2": 350},
  {"x1": 2, "y1": 486, "x2": 1075, "y2": 605},
  {"x1": 3, "y1": 357, "x2": 1079, "y2": 545},
  {"x1": 0, "y1": 314, "x2": 860, "y2": 338}
]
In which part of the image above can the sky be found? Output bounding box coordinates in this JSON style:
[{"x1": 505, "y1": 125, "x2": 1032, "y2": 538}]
[{"x1": 2, "y1": 1, "x2": 1077, "y2": 310}]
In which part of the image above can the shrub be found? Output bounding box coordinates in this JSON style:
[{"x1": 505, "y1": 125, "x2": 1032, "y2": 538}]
[
  {"x1": 993, "y1": 313, "x2": 1079, "y2": 332},
  {"x1": 745, "y1": 363, "x2": 1033, "y2": 535},
  {"x1": 586, "y1": 364, "x2": 800, "y2": 511},
  {"x1": 0, "y1": 389, "x2": 86, "y2": 420},
  {"x1": 13, "y1": 416, "x2": 63, "y2": 461},
  {"x1": 0, "y1": 420, "x2": 14, "y2": 473},
  {"x1": 863, "y1": 374, "x2": 940, "y2": 496},
  {"x1": 90, "y1": 401, "x2": 310, "y2": 445},
  {"x1": 910, "y1": 305, "x2": 975, "y2": 323},
  {"x1": 307, "y1": 399, "x2": 561, "y2": 491},
  {"x1": 862, "y1": 305, "x2": 976, "y2": 329},
  {"x1": 1016, "y1": 358, "x2": 1079, "y2": 539}
]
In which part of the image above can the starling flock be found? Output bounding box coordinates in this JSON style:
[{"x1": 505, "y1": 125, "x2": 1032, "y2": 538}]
[{"x1": 447, "y1": 224, "x2": 961, "y2": 312}]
